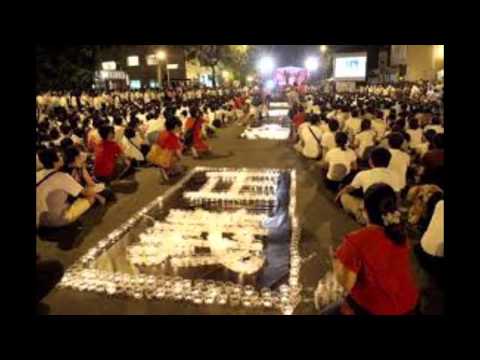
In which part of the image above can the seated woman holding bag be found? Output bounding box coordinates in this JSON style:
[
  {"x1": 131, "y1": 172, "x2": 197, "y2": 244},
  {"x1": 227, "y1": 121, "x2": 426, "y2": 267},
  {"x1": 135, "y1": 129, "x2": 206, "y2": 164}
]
[{"x1": 147, "y1": 117, "x2": 184, "y2": 182}]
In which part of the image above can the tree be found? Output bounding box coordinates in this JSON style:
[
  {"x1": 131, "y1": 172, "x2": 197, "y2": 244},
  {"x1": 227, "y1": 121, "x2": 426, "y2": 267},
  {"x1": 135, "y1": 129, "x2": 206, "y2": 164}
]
[
  {"x1": 36, "y1": 45, "x2": 111, "y2": 92},
  {"x1": 183, "y1": 45, "x2": 253, "y2": 87}
]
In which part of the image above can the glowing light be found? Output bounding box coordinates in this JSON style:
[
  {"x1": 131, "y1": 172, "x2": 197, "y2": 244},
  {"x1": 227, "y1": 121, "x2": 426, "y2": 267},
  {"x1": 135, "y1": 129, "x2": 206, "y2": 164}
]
[
  {"x1": 320, "y1": 45, "x2": 328, "y2": 53},
  {"x1": 258, "y1": 56, "x2": 275, "y2": 75},
  {"x1": 222, "y1": 71, "x2": 231, "y2": 79},
  {"x1": 246, "y1": 75, "x2": 254, "y2": 82},
  {"x1": 305, "y1": 57, "x2": 319, "y2": 72},
  {"x1": 156, "y1": 50, "x2": 167, "y2": 61},
  {"x1": 265, "y1": 79, "x2": 275, "y2": 90}
]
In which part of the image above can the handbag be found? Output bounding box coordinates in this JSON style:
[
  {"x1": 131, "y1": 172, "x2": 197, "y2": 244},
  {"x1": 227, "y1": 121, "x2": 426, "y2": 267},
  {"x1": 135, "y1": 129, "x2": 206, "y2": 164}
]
[{"x1": 146, "y1": 144, "x2": 174, "y2": 169}]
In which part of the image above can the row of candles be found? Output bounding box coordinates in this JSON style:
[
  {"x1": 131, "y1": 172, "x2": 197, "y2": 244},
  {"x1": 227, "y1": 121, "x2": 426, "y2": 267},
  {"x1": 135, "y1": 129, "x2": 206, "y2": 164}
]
[{"x1": 58, "y1": 270, "x2": 302, "y2": 313}]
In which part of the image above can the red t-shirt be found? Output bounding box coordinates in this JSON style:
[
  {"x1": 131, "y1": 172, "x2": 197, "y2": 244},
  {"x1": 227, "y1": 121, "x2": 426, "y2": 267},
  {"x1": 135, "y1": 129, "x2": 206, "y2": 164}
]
[
  {"x1": 292, "y1": 112, "x2": 305, "y2": 129},
  {"x1": 156, "y1": 130, "x2": 182, "y2": 151},
  {"x1": 94, "y1": 140, "x2": 123, "y2": 177},
  {"x1": 335, "y1": 226, "x2": 419, "y2": 315}
]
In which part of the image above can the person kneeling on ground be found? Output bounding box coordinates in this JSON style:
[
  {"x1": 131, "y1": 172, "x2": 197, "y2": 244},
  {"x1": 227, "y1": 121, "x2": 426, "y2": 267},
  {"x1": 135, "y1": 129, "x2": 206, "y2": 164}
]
[
  {"x1": 294, "y1": 114, "x2": 323, "y2": 160},
  {"x1": 147, "y1": 117, "x2": 184, "y2": 182},
  {"x1": 335, "y1": 147, "x2": 401, "y2": 224},
  {"x1": 327, "y1": 183, "x2": 419, "y2": 315},
  {"x1": 94, "y1": 125, "x2": 133, "y2": 184},
  {"x1": 322, "y1": 132, "x2": 357, "y2": 192},
  {"x1": 185, "y1": 108, "x2": 210, "y2": 158},
  {"x1": 36, "y1": 148, "x2": 99, "y2": 229},
  {"x1": 63, "y1": 145, "x2": 115, "y2": 204}
]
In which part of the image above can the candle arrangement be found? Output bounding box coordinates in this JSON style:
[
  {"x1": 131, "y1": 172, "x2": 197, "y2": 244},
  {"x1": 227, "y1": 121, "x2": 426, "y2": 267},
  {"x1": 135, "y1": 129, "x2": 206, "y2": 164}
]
[{"x1": 57, "y1": 167, "x2": 302, "y2": 315}]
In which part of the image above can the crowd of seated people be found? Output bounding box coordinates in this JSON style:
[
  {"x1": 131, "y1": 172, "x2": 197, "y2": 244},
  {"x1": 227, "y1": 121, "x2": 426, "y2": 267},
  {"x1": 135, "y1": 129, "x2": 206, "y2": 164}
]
[
  {"x1": 36, "y1": 80, "x2": 444, "y2": 314},
  {"x1": 288, "y1": 80, "x2": 444, "y2": 314},
  {"x1": 35, "y1": 85, "x2": 255, "y2": 234}
]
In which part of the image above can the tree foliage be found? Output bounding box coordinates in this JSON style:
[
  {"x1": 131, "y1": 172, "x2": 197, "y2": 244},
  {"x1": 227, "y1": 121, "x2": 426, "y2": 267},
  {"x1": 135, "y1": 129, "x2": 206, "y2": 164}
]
[
  {"x1": 36, "y1": 45, "x2": 109, "y2": 92},
  {"x1": 182, "y1": 45, "x2": 253, "y2": 87}
]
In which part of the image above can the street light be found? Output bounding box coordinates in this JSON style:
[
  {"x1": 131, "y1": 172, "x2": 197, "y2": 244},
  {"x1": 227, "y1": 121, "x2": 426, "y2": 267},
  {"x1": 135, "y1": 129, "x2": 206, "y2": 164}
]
[
  {"x1": 258, "y1": 56, "x2": 275, "y2": 75},
  {"x1": 156, "y1": 50, "x2": 167, "y2": 89},
  {"x1": 320, "y1": 45, "x2": 328, "y2": 54},
  {"x1": 305, "y1": 57, "x2": 319, "y2": 72}
]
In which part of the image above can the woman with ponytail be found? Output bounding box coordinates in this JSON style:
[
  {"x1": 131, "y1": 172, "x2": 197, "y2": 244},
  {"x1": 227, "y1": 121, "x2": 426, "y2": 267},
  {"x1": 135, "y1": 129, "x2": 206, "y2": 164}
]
[{"x1": 330, "y1": 183, "x2": 419, "y2": 315}]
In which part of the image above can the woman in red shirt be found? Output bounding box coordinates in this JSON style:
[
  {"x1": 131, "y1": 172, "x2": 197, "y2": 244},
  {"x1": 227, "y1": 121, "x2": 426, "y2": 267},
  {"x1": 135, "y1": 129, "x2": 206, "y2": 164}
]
[
  {"x1": 332, "y1": 183, "x2": 419, "y2": 315},
  {"x1": 184, "y1": 108, "x2": 210, "y2": 158},
  {"x1": 94, "y1": 125, "x2": 132, "y2": 184}
]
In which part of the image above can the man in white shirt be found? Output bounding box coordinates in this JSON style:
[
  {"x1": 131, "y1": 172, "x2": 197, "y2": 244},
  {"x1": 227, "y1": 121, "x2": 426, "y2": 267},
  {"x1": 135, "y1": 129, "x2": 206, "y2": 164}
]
[
  {"x1": 36, "y1": 148, "x2": 97, "y2": 228},
  {"x1": 145, "y1": 113, "x2": 166, "y2": 145},
  {"x1": 344, "y1": 109, "x2": 362, "y2": 136},
  {"x1": 424, "y1": 117, "x2": 444, "y2": 135},
  {"x1": 294, "y1": 115, "x2": 323, "y2": 159},
  {"x1": 336, "y1": 147, "x2": 400, "y2": 224},
  {"x1": 321, "y1": 119, "x2": 340, "y2": 157},
  {"x1": 406, "y1": 118, "x2": 423, "y2": 148},
  {"x1": 354, "y1": 119, "x2": 376, "y2": 160},
  {"x1": 387, "y1": 132, "x2": 411, "y2": 191}
]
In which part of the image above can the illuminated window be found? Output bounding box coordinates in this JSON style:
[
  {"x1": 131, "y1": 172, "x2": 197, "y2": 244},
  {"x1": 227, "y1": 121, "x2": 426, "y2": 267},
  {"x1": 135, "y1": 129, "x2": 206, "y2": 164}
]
[
  {"x1": 130, "y1": 80, "x2": 141, "y2": 89},
  {"x1": 149, "y1": 80, "x2": 159, "y2": 88},
  {"x1": 127, "y1": 56, "x2": 139, "y2": 67},
  {"x1": 146, "y1": 55, "x2": 158, "y2": 66},
  {"x1": 102, "y1": 61, "x2": 116, "y2": 71}
]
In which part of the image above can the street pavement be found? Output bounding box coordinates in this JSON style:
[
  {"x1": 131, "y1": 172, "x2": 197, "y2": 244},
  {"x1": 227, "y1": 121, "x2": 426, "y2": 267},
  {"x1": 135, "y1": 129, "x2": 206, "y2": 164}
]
[{"x1": 37, "y1": 123, "x2": 444, "y2": 315}]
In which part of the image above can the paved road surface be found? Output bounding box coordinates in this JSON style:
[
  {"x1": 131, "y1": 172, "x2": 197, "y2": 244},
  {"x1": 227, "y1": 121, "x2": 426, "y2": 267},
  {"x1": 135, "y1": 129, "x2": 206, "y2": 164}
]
[{"x1": 37, "y1": 124, "x2": 444, "y2": 315}]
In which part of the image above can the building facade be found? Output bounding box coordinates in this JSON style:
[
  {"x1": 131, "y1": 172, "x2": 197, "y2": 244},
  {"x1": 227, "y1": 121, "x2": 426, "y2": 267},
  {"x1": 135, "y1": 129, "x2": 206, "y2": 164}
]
[
  {"x1": 390, "y1": 45, "x2": 444, "y2": 82},
  {"x1": 95, "y1": 45, "x2": 187, "y2": 90}
]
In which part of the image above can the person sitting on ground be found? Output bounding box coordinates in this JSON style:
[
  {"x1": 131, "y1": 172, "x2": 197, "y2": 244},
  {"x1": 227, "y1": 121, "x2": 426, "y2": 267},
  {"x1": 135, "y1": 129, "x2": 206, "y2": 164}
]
[
  {"x1": 329, "y1": 183, "x2": 419, "y2": 315},
  {"x1": 344, "y1": 109, "x2": 362, "y2": 137},
  {"x1": 424, "y1": 116, "x2": 444, "y2": 135},
  {"x1": 86, "y1": 118, "x2": 103, "y2": 153},
  {"x1": 421, "y1": 133, "x2": 444, "y2": 189},
  {"x1": 387, "y1": 132, "x2": 411, "y2": 192},
  {"x1": 145, "y1": 111, "x2": 166, "y2": 145},
  {"x1": 353, "y1": 119, "x2": 376, "y2": 161},
  {"x1": 49, "y1": 128, "x2": 62, "y2": 147},
  {"x1": 94, "y1": 125, "x2": 132, "y2": 184},
  {"x1": 185, "y1": 107, "x2": 210, "y2": 158},
  {"x1": 294, "y1": 114, "x2": 322, "y2": 160},
  {"x1": 148, "y1": 117, "x2": 184, "y2": 182},
  {"x1": 36, "y1": 148, "x2": 98, "y2": 228},
  {"x1": 414, "y1": 198, "x2": 444, "y2": 283},
  {"x1": 122, "y1": 127, "x2": 146, "y2": 165},
  {"x1": 406, "y1": 184, "x2": 443, "y2": 230},
  {"x1": 336, "y1": 147, "x2": 401, "y2": 224},
  {"x1": 321, "y1": 119, "x2": 340, "y2": 157},
  {"x1": 63, "y1": 145, "x2": 113, "y2": 204},
  {"x1": 370, "y1": 111, "x2": 386, "y2": 140},
  {"x1": 113, "y1": 115, "x2": 125, "y2": 144},
  {"x1": 406, "y1": 117, "x2": 423, "y2": 149},
  {"x1": 322, "y1": 132, "x2": 357, "y2": 191},
  {"x1": 292, "y1": 105, "x2": 306, "y2": 129}
]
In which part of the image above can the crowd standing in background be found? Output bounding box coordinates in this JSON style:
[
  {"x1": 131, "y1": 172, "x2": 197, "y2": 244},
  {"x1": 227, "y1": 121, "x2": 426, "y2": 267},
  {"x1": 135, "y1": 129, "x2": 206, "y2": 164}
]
[{"x1": 36, "y1": 79, "x2": 444, "y2": 314}]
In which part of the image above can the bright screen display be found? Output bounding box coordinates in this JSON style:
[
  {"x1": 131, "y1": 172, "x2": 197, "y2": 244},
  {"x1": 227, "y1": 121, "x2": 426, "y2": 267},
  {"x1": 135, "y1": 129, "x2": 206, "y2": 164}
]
[{"x1": 334, "y1": 53, "x2": 367, "y2": 81}]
